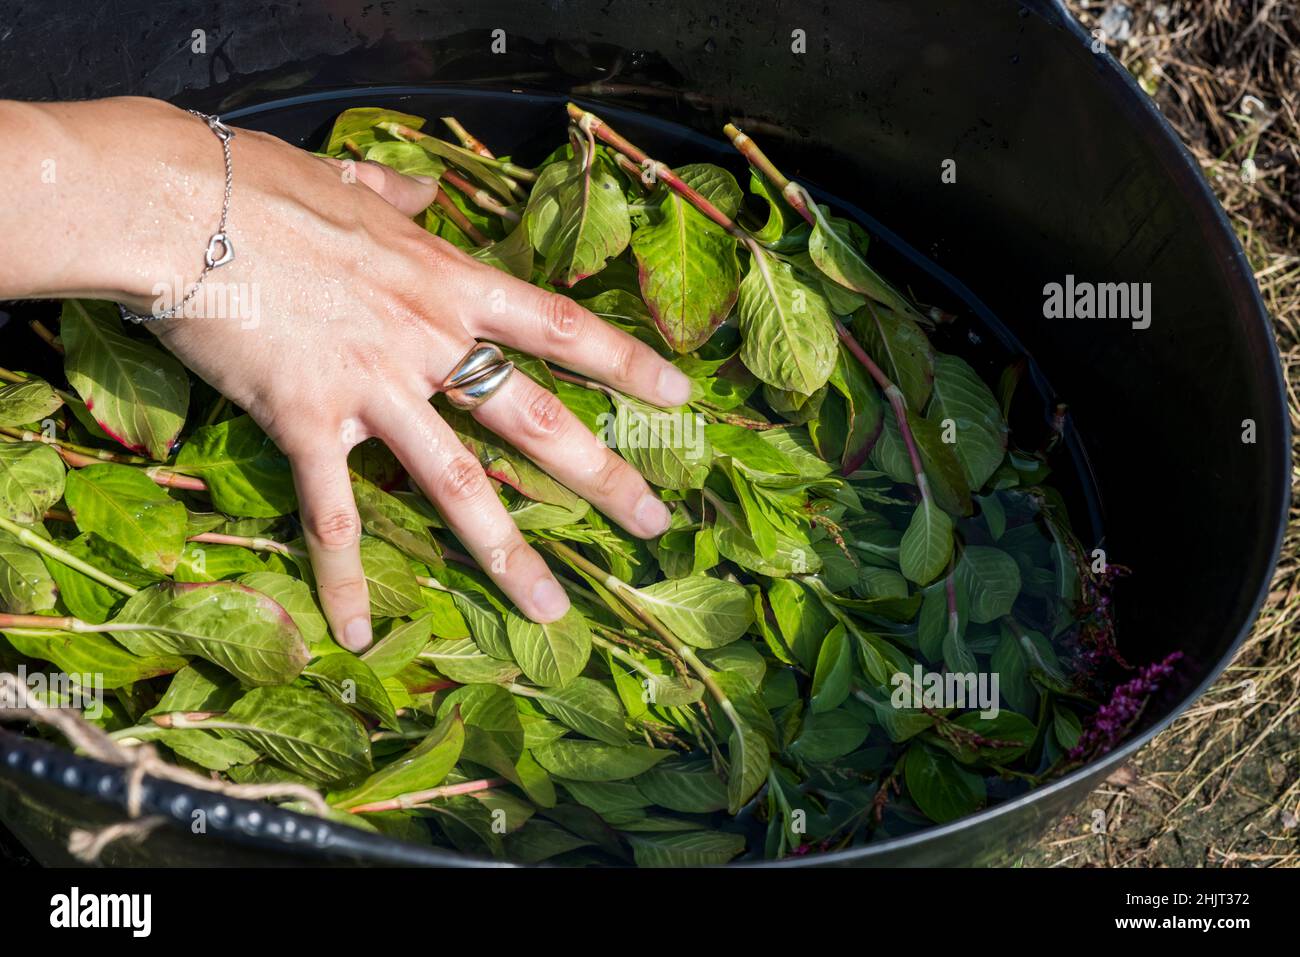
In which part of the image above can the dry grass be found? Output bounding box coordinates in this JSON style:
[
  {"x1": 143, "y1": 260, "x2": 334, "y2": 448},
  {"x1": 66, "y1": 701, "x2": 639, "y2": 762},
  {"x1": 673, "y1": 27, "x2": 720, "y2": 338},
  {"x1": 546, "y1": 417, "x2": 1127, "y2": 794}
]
[{"x1": 1023, "y1": 0, "x2": 1300, "y2": 867}]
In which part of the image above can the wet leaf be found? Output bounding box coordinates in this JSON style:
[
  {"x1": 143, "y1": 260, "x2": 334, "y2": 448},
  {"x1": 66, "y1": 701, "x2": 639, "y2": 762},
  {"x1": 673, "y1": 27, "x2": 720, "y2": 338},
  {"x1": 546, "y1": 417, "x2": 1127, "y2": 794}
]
[
  {"x1": 0, "y1": 442, "x2": 65, "y2": 525},
  {"x1": 174, "y1": 414, "x2": 296, "y2": 517},
  {"x1": 506, "y1": 606, "x2": 591, "y2": 687},
  {"x1": 219, "y1": 685, "x2": 372, "y2": 786},
  {"x1": 738, "y1": 250, "x2": 837, "y2": 396},
  {"x1": 0, "y1": 378, "x2": 63, "y2": 427},
  {"x1": 61, "y1": 300, "x2": 189, "y2": 459},
  {"x1": 64, "y1": 464, "x2": 186, "y2": 575},
  {"x1": 112, "y1": 580, "x2": 310, "y2": 686}
]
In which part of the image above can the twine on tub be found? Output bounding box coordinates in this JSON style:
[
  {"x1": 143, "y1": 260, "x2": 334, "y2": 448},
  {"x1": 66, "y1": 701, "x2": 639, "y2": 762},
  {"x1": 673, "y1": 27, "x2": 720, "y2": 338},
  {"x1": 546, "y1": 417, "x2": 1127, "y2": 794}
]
[{"x1": 0, "y1": 671, "x2": 331, "y2": 862}]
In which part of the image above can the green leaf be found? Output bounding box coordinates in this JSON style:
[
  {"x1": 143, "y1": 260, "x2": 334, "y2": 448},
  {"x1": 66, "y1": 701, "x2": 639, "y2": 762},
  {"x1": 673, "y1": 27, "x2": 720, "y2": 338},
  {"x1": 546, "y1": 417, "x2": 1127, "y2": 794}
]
[
  {"x1": 631, "y1": 165, "x2": 741, "y2": 352},
  {"x1": 360, "y1": 537, "x2": 424, "y2": 618},
  {"x1": 633, "y1": 757, "x2": 728, "y2": 813},
  {"x1": 907, "y1": 409, "x2": 973, "y2": 516},
  {"x1": 853, "y1": 304, "x2": 934, "y2": 413},
  {"x1": 541, "y1": 154, "x2": 631, "y2": 286},
  {"x1": 1, "y1": 627, "x2": 184, "y2": 687},
  {"x1": 899, "y1": 498, "x2": 953, "y2": 585},
  {"x1": 738, "y1": 250, "x2": 837, "y2": 396},
  {"x1": 219, "y1": 685, "x2": 372, "y2": 785},
  {"x1": 64, "y1": 464, "x2": 186, "y2": 575},
  {"x1": 0, "y1": 528, "x2": 57, "y2": 612},
  {"x1": 726, "y1": 713, "x2": 771, "y2": 813},
  {"x1": 628, "y1": 830, "x2": 745, "y2": 867},
  {"x1": 61, "y1": 300, "x2": 190, "y2": 459},
  {"x1": 173, "y1": 541, "x2": 266, "y2": 582},
  {"x1": 927, "y1": 354, "x2": 1007, "y2": 490},
  {"x1": 237, "y1": 571, "x2": 334, "y2": 655},
  {"x1": 361, "y1": 614, "x2": 434, "y2": 679},
  {"x1": 506, "y1": 607, "x2": 592, "y2": 687},
  {"x1": 330, "y1": 708, "x2": 464, "y2": 809},
  {"x1": 904, "y1": 743, "x2": 985, "y2": 823},
  {"x1": 955, "y1": 546, "x2": 1021, "y2": 623},
  {"x1": 174, "y1": 415, "x2": 296, "y2": 517},
  {"x1": 767, "y1": 578, "x2": 836, "y2": 669},
  {"x1": 420, "y1": 638, "x2": 521, "y2": 684},
  {"x1": 322, "y1": 107, "x2": 425, "y2": 156},
  {"x1": 306, "y1": 652, "x2": 399, "y2": 730},
  {"x1": 788, "y1": 707, "x2": 871, "y2": 761},
  {"x1": 470, "y1": 222, "x2": 534, "y2": 280},
  {"x1": 0, "y1": 378, "x2": 63, "y2": 427},
  {"x1": 111, "y1": 581, "x2": 310, "y2": 686},
  {"x1": 634, "y1": 576, "x2": 753, "y2": 649},
  {"x1": 704, "y1": 423, "x2": 799, "y2": 475},
  {"x1": 828, "y1": 343, "x2": 885, "y2": 472},
  {"x1": 532, "y1": 739, "x2": 669, "y2": 781},
  {"x1": 42, "y1": 533, "x2": 156, "y2": 624},
  {"x1": 350, "y1": 474, "x2": 442, "y2": 568},
  {"x1": 528, "y1": 677, "x2": 627, "y2": 745},
  {"x1": 610, "y1": 393, "x2": 711, "y2": 490},
  {"x1": 1053, "y1": 704, "x2": 1082, "y2": 750},
  {"x1": 807, "y1": 210, "x2": 906, "y2": 310},
  {"x1": 0, "y1": 442, "x2": 65, "y2": 525},
  {"x1": 362, "y1": 140, "x2": 446, "y2": 182},
  {"x1": 810, "y1": 623, "x2": 853, "y2": 713}
]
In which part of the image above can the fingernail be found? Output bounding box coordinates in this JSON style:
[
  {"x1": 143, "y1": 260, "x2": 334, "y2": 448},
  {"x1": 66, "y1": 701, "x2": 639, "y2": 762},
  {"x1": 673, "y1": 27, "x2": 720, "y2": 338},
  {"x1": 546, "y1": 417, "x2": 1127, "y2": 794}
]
[
  {"x1": 412, "y1": 174, "x2": 436, "y2": 185},
  {"x1": 656, "y1": 365, "x2": 692, "y2": 407},
  {"x1": 342, "y1": 617, "x2": 373, "y2": 651},
  {"x1": 634, "y1": 492, "x2": 672, "y2": 537},
  {"x1": 531, "y1": 577, "x2": 570, "y2": 621}
]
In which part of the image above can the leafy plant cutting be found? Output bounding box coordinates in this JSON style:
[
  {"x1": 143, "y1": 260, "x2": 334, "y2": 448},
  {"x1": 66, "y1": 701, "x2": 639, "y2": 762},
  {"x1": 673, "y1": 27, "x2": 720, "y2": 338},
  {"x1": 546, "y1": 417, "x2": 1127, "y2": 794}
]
[{"x1": 0, "y1": 102, "x2": 1179, "y2": 866}]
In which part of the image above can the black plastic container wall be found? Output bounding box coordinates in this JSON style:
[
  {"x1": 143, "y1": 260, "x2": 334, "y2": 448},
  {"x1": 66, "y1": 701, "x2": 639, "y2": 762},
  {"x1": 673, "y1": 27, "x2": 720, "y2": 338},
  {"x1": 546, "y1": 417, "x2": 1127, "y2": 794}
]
[{"x1": 0, "y1": 0, "x2": 1288, "y2": 866}]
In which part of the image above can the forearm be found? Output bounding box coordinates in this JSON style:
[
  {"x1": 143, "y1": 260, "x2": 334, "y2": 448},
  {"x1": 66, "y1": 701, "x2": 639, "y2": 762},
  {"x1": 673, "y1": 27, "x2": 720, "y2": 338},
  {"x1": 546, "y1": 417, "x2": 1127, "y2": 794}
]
[{"x1": 0, "y1": 97, "x2": 217, "y2": 307}]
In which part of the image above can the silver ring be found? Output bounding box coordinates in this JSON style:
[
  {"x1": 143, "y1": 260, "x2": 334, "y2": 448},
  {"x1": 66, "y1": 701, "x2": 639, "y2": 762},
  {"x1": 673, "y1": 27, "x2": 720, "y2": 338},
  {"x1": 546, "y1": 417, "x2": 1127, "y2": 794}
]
[{"x1": 441, "y1": 342, "x2": 513, "y2": 410}]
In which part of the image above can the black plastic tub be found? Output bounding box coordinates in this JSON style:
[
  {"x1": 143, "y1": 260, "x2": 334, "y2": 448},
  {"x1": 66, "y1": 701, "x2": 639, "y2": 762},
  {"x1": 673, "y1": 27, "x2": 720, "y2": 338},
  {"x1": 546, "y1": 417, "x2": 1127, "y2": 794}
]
[{"x1": 0, "y1": 0, "x2": 1289, "y2": 866}]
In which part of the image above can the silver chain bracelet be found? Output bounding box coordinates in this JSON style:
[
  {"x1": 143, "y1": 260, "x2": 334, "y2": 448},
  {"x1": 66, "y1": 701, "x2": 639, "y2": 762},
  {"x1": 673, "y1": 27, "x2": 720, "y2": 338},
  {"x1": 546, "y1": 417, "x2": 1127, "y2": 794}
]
[{"x1": 118, "y1": 109, "x2": 236, "y2": 324}]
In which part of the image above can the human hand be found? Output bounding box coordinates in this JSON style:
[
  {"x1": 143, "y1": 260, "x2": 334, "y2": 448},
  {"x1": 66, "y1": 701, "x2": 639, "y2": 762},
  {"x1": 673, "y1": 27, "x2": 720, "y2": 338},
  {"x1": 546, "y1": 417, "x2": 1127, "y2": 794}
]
[{"x1": 24, "y1": 98, "x2": 691, "y2": 650}]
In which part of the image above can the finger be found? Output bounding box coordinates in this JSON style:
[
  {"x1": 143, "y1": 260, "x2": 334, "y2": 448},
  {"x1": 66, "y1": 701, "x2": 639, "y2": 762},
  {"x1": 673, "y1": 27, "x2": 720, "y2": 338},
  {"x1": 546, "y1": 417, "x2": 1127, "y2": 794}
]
[
  {"x1": 464, "y1": 278, "x2": 691, "y2": 408},
  {"x1": 376, "y1": 398, "x2": 571, "y2": 623},
  {"x1": 472, "y1": 372, "x2": 670, "y2": 539},
  {"x1": 291, "y1": 450, "x2": 372, "y2": 651},
  {"x1": 319, "y1": 156, "x2": 437, "y2": 217}
]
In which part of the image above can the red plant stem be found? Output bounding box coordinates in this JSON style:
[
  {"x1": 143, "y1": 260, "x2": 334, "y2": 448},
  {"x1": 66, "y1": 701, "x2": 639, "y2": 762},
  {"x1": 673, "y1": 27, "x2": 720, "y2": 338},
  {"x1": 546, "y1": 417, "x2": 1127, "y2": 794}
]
[
  {"x1": 441, "y1": 116, "x2": 495, "y2": 159},
  {"x1": 440, "y1": 168, "x2": 521, "y2": 223},
  {"x1": 723, "y1": 122, "x2": 815, "y2": 226},
  {"x1": 187, "y1": 532, "x2": 302, "y2": 557},
  {"x1": 612, "y1": 153, "x2": 649, "y2": 192},
  {"x1": 834, "y1": 317, "x2": 931, "y2": 504},
  {"x1": 345, "y1": 777, "x2": 506, "y2": 814},
  {"x1": 44, "y1": 508, "x2": 74, "y2": 523},
  {"x1": 432, "y1": 188, "x2": 492, "y2": 246},
  {"x1": 566, "y1": 103, "x2": 747, "y2": 239},
  {"x1": 143, "y1": 467, "x2": 207, "y2": 492}
]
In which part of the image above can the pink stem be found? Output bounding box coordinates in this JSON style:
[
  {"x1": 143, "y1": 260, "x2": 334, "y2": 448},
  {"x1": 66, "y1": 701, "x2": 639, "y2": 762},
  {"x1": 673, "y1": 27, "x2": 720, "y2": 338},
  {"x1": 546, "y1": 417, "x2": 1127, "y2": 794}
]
[
  {"x1": 346, "y1": 776, "x2": 506, "y2": 814},
  {"x1": 566, "y1": 103, "x2": 746, "y2": 238},
  {"x1": 834, "y1": 317, "x2": 930, "y2": 504}
]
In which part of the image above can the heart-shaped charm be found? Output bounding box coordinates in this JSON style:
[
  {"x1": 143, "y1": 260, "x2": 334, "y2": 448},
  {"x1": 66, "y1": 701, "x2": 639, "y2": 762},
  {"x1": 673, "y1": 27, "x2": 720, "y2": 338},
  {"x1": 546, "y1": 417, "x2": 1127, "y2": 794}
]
[{"x1": 205, "y1": 232, "x2": 234, "y2": 268}]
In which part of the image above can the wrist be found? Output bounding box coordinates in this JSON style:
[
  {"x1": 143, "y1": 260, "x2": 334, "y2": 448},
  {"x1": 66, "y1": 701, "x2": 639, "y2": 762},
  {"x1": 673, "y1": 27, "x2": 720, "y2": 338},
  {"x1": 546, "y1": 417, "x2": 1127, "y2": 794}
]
[{"x1": 0, "y1": 97, "x2": 228, "y2": 309}]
